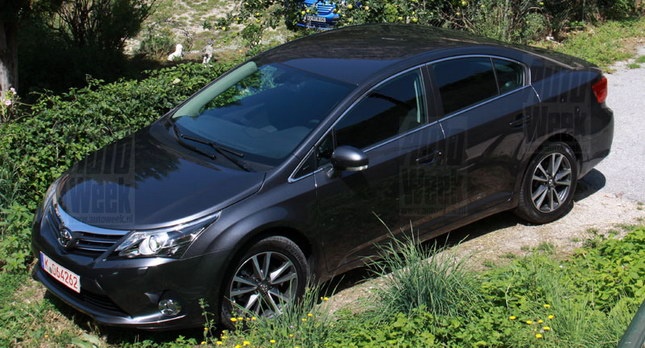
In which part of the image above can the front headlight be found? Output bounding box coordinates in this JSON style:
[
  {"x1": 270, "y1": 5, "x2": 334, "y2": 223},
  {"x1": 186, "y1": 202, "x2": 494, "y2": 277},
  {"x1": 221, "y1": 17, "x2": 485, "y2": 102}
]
[{"x1": 115, "y1": 212, "x2": 220, "y2": 258}]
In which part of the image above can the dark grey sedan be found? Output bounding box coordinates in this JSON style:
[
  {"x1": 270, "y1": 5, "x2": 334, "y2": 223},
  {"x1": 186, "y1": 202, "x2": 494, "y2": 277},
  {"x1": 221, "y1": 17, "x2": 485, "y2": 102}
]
[{"x1": 31, "y1": 24, "x2": 613, "y2": 330}]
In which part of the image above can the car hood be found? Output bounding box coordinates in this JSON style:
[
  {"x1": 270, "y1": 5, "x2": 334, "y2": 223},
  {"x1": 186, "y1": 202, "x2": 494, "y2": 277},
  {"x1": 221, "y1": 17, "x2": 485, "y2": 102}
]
[{"x1": 56, "y1": 121, "x2": 265, "y2": 229}]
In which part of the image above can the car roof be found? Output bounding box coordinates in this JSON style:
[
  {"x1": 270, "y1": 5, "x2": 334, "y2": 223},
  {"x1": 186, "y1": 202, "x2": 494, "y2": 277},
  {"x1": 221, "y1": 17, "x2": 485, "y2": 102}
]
[{"x1": 254, "y1": 24, "x2": 508, "y2": 85}]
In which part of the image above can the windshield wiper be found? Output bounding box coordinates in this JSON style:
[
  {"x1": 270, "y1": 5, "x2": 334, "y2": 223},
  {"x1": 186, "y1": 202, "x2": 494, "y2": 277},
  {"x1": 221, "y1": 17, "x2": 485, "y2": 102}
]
[{"x1": 172, "y1": 123, "x2": 251, "y2": 172}]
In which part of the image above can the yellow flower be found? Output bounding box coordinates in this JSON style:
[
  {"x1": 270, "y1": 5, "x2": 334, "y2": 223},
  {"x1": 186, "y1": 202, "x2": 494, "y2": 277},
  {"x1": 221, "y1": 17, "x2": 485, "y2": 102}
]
[
  {"x1": 526, "y1": 320, "x2": 533, "y2": 325},
  {"x1": 307, "y1": 313, "x2": 314, "y2": 317},
  {"x1": 320, "y1": 296, "x2": 330, "y2": 301},
  {"x1": 204, "y1": 327, "x2": 209, "y2": 332},
  {"x1": 201, "y1": 342, "x2": 207, "y2": 345},
  {"x1": 535, "y1": 333, "x2": 543, "y2": 339},
  {"x1": 543, "y1": 326, "x2": 551, "y2": 331},
  {"x1": 301, "y1": 318, "x2": 308, "y2": 322},
  {"x1": 543, "y1": 304, "x2": 551, "y2": 309},
  {"x1": 289, "y1": 334, "x2": 294, "y2": 338},
  {"x1": 237, "y1": 317, "x2": 244, "y2": 321},
  {"x1": 251, "y1": 316, "x2": 257, "y2": 321},
  {"x1": 230, "y1": 317, "x2": 238, "y2": 322},
  {"x1": 217, "y1": 342, "x2": 224, "y2": 346},
  {"x1": 243, "y1": 341, "x2": 251, "y2": 346},
  {"x1": 509, "y1": 315, "x2": 517, "y2": 320},
  {"x1": 538, "y1": 319, "x2": 544, "y2": 324},
  {"x1": 548, "y1": 314, "x2": 555, "y2": 319},
  {"x1": 270, "y1": 339, "x2": 277, "y2": 344}
]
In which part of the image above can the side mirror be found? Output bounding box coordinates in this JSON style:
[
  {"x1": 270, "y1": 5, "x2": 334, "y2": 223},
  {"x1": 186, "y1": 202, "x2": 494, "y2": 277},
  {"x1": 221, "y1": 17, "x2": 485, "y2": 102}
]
[{"x1": 330, "y1": 146, "x2": 368, "y2": 173}]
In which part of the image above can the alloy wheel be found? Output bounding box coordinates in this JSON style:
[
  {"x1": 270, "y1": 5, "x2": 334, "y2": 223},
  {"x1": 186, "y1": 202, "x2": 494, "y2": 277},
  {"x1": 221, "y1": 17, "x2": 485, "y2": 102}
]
[
  {"x1": 228, "y1": 251, "x2": 299, "y2": 317},
  {"x1": 530, "y1": 152, "x2": 573, "y2": 213}
]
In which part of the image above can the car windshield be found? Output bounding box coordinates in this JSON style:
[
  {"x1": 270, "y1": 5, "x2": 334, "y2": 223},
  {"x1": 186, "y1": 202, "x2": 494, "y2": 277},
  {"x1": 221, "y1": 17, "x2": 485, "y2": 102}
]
[{"x1": 171, "y1": 61, "x2": 354, "y2": 168}]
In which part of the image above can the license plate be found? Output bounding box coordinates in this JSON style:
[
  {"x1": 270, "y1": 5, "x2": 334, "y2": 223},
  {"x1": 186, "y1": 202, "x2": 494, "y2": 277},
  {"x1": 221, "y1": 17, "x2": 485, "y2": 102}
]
[
  {"x1": 41, "y1": 252, "x2": 81, "y2": 293},
  {"x1": 304, "y1": 15, "x2": 327, "y2": 23}
]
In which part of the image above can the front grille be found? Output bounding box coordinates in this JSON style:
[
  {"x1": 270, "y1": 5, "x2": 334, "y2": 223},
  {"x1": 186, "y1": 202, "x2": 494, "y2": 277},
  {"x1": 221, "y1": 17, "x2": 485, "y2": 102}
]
[
  {"x1": 81, "y1": 289, "x2": 126, "y2": 313},
  {"x1": 316, "y1": 4, "x2": 335, "y2": 15},
  {"x1": 75, "y1": 231, "x2": 124, "y2": 253},
  {"x1": 45, "y1": 204, "x2": 129, "y2": 255}
]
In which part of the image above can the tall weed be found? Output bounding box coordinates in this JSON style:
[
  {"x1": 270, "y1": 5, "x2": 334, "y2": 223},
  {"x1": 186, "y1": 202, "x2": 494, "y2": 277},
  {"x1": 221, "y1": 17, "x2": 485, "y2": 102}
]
[
  {"x1": 214, "y1": 286, "x2": 336, "y2": 347},
  {"x1": 369, "y1": 230, "x2": 481, "y2": 317}
]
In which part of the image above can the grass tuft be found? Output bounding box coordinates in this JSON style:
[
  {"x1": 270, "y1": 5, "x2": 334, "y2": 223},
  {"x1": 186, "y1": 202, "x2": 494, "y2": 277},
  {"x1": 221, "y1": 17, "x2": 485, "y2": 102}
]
[{"x1": 368, "y1": 230, "x2": 481, "y2": 317}]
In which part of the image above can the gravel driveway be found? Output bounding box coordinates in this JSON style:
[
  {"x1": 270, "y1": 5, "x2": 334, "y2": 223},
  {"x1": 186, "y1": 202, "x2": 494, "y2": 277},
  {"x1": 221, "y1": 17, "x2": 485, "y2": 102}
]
[
  {"x1": 327, "y1": 47, "x2": 645, "y2": 310},
  {"x1": 592, "y1": 44, "x2": 645, "y2": 202}
]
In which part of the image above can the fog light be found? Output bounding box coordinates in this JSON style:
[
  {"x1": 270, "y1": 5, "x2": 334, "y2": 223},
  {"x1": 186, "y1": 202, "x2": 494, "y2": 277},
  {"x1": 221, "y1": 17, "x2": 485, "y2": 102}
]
[{"x1": 158, "y1": 298, "x2": 182, "y2": 316}]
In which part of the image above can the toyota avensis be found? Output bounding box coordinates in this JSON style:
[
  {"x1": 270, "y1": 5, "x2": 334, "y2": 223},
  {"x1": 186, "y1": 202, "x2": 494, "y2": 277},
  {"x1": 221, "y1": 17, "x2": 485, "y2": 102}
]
[{"x1": 32, "y1": 24, "x2": 613, "y2": 330}]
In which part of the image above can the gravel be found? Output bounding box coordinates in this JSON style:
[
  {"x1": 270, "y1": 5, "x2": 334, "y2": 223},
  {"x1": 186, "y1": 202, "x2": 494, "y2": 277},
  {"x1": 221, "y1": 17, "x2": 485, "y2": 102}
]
[{"x1": 592, "y1": 44, "x2": 645, "y2": 202}]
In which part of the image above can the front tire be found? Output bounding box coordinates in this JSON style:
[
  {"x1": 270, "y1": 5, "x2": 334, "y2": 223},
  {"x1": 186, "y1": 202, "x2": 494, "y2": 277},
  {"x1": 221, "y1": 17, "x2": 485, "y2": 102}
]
[
  {"x1": 515, "y1": 142, "x2": 578, "y2": 224},
  {"x1": 220, "y1": 236, "x2": 308, "y2": 327}
]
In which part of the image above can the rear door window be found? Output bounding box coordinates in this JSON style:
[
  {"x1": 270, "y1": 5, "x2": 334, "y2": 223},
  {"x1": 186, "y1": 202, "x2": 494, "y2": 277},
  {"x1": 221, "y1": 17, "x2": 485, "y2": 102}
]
[{"x1": 432, "y1": 57, "x2": 525, "y2": 115}]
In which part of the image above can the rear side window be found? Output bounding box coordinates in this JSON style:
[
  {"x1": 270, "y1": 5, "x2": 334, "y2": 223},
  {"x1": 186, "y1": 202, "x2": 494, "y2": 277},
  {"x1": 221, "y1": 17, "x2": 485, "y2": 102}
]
[
  {"x1": 493, "y1": 59, "x2": 525, "y2": 93},
  {"x1": 432, "y1": 57, "x2": 525, "y2": 115}
]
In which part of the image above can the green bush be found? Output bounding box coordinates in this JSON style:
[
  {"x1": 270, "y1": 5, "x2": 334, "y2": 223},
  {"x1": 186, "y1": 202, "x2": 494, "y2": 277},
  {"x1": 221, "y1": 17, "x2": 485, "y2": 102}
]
[{"x1": 473, "y1": 0, "x2": 548, "y2": 43}]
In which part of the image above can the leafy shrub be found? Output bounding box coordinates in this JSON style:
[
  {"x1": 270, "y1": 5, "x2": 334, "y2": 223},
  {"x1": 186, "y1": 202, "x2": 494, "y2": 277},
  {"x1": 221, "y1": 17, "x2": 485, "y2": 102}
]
[
  {"x1": 473, "y1": 0, "x2": 548, "y2": 43},
  {"x1": 567, "y1": 228, "x2": 645, "y2": 311},
  {"x1": 0, "y1": 152, "x2": 19, "y2": 212},
  {"x1": 0, "y1": 204, "x2": 34, "y2": 272}
]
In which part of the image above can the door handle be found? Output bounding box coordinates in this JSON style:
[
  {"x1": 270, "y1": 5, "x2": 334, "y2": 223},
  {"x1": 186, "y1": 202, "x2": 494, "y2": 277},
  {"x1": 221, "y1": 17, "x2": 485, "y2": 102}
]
[
  {"x1": 509, "y1": 114, "x2": 531, "y2": 127},
  {"x1": 416, "y1": 151, "x2": 443, "y2": 166}
]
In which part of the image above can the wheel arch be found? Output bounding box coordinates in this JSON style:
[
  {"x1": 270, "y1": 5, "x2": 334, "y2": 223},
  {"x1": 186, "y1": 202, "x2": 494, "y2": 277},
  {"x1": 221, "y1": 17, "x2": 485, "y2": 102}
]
[
  {"x1": 538, "y1": 133, "x2": 583, "y2": 178},
  {"x1": 514, "y1": 132, "x2": 582, "y2": 204},
  {"x1": 216, "y1": 222, "x2": 318, "y2": 285}
]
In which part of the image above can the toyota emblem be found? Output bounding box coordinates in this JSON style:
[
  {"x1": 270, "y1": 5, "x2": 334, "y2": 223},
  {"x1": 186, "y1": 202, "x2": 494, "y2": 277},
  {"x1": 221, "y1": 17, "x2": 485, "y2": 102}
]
[{"x1": 58, "y1": 227, "x2": 76, "y2": 249}]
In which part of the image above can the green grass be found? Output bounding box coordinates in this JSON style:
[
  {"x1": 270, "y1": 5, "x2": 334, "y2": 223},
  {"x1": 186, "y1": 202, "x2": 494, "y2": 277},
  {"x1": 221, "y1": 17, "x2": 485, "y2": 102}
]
[
  {"x1": 552, "y1": 17, "x2": 645, "y2": 69},
  {"x1": 368, "y1": 233, "x2": 481, "y2": 317}
]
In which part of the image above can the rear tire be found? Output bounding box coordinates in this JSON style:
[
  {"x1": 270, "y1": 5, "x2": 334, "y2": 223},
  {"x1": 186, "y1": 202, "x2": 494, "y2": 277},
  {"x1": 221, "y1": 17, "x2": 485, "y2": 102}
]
[
  {"x1": 515, "y1": 142, "x2": 578, "y2": 224},
  {"x1": 220, "y1": 236, "x2": 308, "y2": 328}
]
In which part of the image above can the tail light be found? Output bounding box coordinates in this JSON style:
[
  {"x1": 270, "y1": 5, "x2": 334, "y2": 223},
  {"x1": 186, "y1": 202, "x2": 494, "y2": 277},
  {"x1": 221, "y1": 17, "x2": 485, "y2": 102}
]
[{"x1": 592, "y1": 76, "x2": 608, "y2": 104}]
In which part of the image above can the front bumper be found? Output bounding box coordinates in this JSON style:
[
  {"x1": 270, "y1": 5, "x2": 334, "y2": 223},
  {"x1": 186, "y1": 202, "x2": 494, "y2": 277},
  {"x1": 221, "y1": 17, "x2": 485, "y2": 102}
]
[{"x1": 31, "y1": 208, "x2": 227, "y2": 330}]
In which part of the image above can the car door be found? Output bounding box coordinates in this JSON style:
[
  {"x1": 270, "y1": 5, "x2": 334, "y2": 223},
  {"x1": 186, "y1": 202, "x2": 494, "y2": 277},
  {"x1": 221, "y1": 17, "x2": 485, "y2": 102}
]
[
  {"x1": 304, "y1": 68, "x2": 447, "y2": 273},
  {"x1": 430, "y1": 56, "x2": 540, "y2": 221}
]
